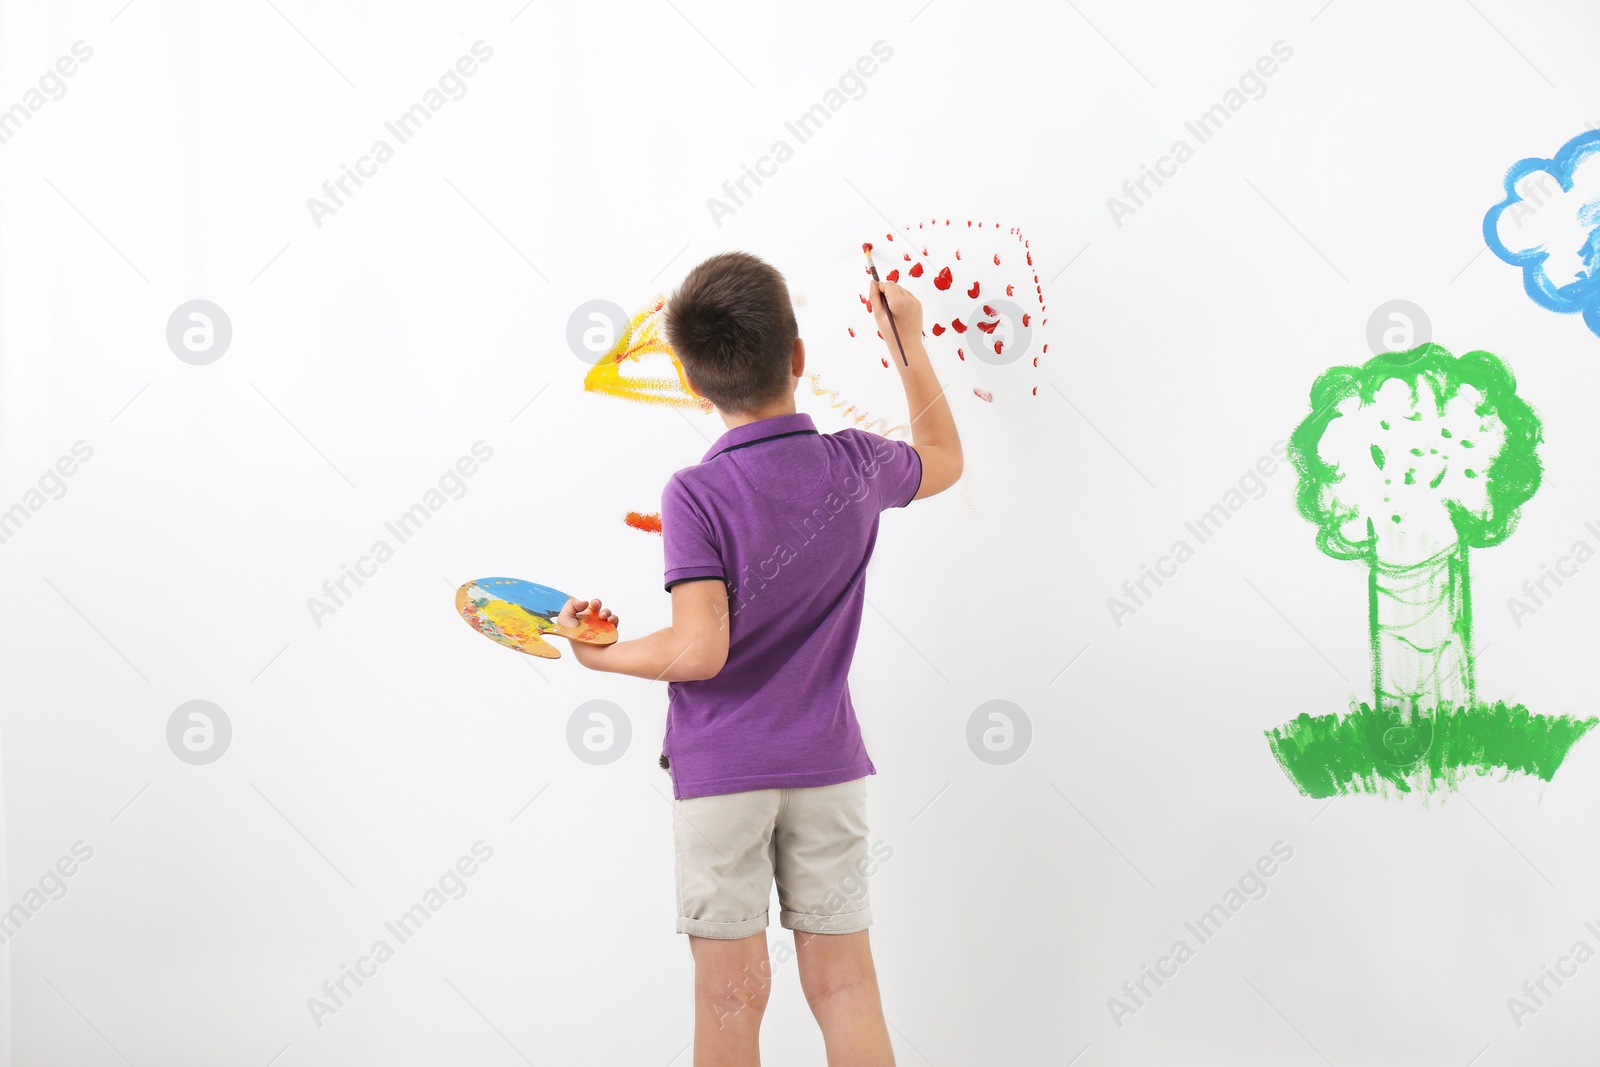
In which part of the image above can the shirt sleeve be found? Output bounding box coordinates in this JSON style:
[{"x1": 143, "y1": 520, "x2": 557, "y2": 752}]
[
  {"x1": 837, "y1": 428, "x2": 923, "y2": 510},
  {"x1": 661, "y1": 473, "x2": 726, "y2": 591}
]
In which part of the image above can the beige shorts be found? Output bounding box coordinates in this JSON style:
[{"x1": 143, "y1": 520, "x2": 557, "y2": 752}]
[{"x1": 672, "y1": 777, "x2": 876, "y2": 939}]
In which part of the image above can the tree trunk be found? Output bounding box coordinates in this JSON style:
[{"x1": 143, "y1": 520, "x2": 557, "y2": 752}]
[{"x1": 1369, "y1": 544, "x2": 1472, "y2": 722}]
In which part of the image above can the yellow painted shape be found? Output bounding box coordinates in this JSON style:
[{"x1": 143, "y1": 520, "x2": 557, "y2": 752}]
[{"x1": 582, "y1": 298, "x2": 712, "y2": 412}]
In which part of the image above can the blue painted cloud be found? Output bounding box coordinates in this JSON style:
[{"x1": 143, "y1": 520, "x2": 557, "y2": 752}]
[{"x1": 1483, "y1": 129, "x2": 1600, "y2": 338}]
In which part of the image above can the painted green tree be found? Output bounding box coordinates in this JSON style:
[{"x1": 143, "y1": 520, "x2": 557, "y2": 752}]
[{"x1": 1266, "y1": 344, "x2": 1596, "y2": 797}]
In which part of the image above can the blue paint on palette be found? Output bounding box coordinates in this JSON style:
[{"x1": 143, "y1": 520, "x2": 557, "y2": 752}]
[
  {"x1": 472, "y1": 577, "x2": 570, "y2": 619},
  {"x1": 1483, "y1": 128, "x2": 1600, "y2": 338}
]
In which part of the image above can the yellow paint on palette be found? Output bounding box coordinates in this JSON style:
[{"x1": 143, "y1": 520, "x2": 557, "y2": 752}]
[
  {"x1": 583, "y1": 298, "x2": 712, "y2": 412},
  {"x1": 477, "y1": 598, "x2": 554, "y2": 654}
]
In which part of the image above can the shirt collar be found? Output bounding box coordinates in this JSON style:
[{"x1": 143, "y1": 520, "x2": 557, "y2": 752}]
[{"x1": 703, "y1": 412, "x2": 819, "y2": 462}]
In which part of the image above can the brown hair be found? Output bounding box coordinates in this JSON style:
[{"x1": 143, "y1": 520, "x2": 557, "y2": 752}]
[{"x1": 664, "y1": 251, "x2": 798, "y2": 413}]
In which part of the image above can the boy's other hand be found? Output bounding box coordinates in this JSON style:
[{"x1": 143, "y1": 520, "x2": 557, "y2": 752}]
[
  {"x1": 558, "y1": 596, "x2": 617, "y2": 630},
  {"x1": 557, "y1": 597, "x2": 617, "y2": 668},
  {"x1": 871, "y1": 279, "x2": 923, "y2": 340}
]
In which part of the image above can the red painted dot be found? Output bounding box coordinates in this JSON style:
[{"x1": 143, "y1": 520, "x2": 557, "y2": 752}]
[
  {"x1": 931, "y1": 323, "x2": 946, "y2": 336},
  {"x1": 983, "y1": 305, "x2": 996, "y2": 317},
  {"x1": 908, "y1": 262, "x2": 924, "y2": 278},
  {"x1": 957, "y1": 348, "x2": 965, "y2": 360},
  {"x1": 966, "y1": 280, "x2": 980, "y2": 299},
  {"x1": 1021, "y1": 313, "x2": 1030, "y2": 326},
  {"x1": 886, "y1": 269, "x2": 900, "y2": 282},
  {"x1": 994, "y1": 340, "x2": 1004, "y2": 355},
  {"x1": 882, "y1": 358, "x2": 889, "y2": 368},
  {"x1": 993, "y1": 254, "x2": 1001, "y2": 265},
  {"x1": 950, "y1": 318, "x2": 967, "y2": 333},
  {"x1": 848, "y1": 327, "x2": 855, "y2": 337},
  {"x1": 1006, "y1": 284, "x2": 1015, "y2": 296},
  {"x1": 933, "y1": 266, "x2": 953, "y2": 291}
]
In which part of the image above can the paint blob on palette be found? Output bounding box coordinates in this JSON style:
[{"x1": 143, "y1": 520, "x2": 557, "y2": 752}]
[
  {"x1": 456, "y1": 577, "x2": 618, "y2": 659},
  {"x1": 852, "y1": 220, "x2": 1049, "y2": 401}
]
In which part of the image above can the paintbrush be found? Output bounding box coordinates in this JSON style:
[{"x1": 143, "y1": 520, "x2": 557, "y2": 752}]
[{"x1": 862, "y1": 243, "x2": 909, "y2": 367}]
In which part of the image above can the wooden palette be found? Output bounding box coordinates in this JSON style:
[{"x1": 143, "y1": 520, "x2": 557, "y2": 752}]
[{"x1": 455, "y1": 577, "x2": 618, "y2": 659}]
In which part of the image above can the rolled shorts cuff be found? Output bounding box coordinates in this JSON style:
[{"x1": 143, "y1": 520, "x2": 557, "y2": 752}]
[
  {"x1": 780, "y1": 905, "x2": 873, "y2": 935},
  {"x1": 678, "y1": 911, "x2": 770, "y2": 939}
]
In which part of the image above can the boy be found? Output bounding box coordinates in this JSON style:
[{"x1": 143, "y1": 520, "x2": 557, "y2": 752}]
[{"x1": 557, "y1": 251, "x2": 961, "y2": 1066}]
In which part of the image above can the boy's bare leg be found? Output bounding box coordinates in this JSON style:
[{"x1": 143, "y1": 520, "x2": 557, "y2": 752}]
[
  {"x1": 690, "y1": 932, "x2": 772, "y2": 1066},
  {"x1": 794, "y1": 930, "x2": 895, "y2": 1066}
]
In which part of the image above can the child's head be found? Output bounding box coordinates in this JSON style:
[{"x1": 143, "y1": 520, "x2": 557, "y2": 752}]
[{"x1": 665, "y1": 251, "x2": 799, "y2": 414}]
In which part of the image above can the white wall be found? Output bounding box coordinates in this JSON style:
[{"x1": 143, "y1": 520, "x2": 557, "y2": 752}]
[{"x1": 3, "y1": 1, "x2": 1598, "y2": 1064}]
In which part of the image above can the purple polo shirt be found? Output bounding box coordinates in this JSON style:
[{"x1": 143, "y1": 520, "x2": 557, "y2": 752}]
[{"x1": 659, "y1": 412, "x2": 922, "y2": 799}]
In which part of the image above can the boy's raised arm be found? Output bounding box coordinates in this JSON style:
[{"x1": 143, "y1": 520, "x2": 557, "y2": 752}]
[{"x1": 872, "y1": 279, "x2": 963, "y2": 499}]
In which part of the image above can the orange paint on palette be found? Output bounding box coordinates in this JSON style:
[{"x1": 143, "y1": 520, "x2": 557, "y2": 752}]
[{"x1": 625, "y1": 511, "x2": 664, "y2": 534}]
